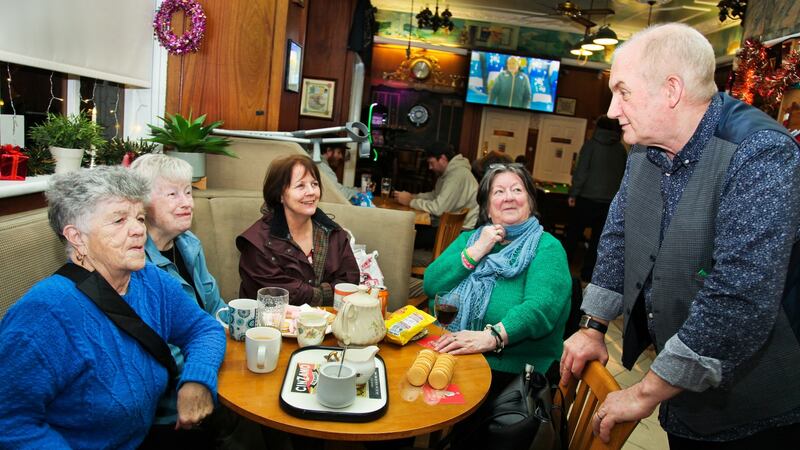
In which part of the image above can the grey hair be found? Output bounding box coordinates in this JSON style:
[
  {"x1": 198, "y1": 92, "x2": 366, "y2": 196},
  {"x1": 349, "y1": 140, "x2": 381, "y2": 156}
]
[
  {"x1": 45, "y1": 166, "x2": 150, "y2": 244},
  {"x1": 614, "y1": 23, "x2": 717, "y2": 103},
  {"x1": 475, "y1": 163, "x2": 538, "y2": 226},
  {"x1": 129, "y1": 153, "x2": 193, "y2": 189}
]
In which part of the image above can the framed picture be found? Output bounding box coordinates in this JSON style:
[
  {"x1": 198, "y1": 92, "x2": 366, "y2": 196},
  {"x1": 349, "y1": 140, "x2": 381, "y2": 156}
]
[
  {"x1": 300, "y1": 78, "x2": 336, "y2": 119},
  {"x1": 555, "y1": 97, "x2": 577, "y2": 116},
  {"x1": 285, "y1": 40, "x2": 303, "y2": 93}
]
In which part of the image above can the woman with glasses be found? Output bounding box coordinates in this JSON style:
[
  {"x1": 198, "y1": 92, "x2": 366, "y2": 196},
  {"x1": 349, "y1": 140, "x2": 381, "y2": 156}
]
[{"x1": 426, "y1": 163, "x2": 571, "y2": 392}]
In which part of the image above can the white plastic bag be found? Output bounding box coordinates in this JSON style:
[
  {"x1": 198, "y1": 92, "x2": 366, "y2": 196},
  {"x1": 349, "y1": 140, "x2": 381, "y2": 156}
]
[{"x1": 344, "y1": 228, "x2": 385, "y2": 288}]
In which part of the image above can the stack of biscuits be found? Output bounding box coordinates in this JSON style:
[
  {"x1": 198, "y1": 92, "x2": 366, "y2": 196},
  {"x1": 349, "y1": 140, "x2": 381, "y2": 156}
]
[
  {"x1": 406, "y1": 349, "x2": 457, "y2": 389},
  {"x1": 428, "y1": 353, "x2": 456, "y2": 389}
]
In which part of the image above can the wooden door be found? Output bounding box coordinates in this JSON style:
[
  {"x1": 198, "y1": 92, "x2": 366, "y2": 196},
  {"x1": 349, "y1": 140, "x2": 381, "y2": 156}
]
[
  {"x1": 533, "y1": 115, "x2": 587, "y2": 184},
  {"x1": 478, "y1": 107, "x2": 530, "y2": 161}
]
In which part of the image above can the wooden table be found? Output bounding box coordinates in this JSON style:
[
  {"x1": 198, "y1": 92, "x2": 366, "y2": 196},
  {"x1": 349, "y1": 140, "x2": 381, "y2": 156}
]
[
  {"x1": 373, "y1": 196, "x2": 431, "y2": 226},
  {"x1": 217, "y1": 325, "x2": 491, "y2": 441}
]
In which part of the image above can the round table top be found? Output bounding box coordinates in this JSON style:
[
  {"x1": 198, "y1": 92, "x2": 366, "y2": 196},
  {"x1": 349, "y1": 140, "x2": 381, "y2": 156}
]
[{"x1": 217, "y1": 324, "x2": 491, "y2": 441}]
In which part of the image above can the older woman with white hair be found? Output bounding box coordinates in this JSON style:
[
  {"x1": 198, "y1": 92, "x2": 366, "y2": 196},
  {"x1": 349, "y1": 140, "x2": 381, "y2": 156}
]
[
  {"x1": 0, "y1": 166, "x2": 225, "y2": 449},
  {"x1": 130, "y1": 154, "x2": 264, "y2": 449}
]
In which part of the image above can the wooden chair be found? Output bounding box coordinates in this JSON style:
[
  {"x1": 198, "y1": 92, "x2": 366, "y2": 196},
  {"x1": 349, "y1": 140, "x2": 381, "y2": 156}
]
[
  {"x1": 407, "y1": 208, "x2": 469, "y2": 310},
  {"x1": 554, "y1": 361, "x2": 639, "y2": 450}
]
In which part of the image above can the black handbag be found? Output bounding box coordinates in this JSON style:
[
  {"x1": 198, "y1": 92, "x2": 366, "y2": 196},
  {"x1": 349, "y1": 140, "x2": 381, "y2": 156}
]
[{"x1": 444, "y1": 363, "x2": 565, "y2": 450}]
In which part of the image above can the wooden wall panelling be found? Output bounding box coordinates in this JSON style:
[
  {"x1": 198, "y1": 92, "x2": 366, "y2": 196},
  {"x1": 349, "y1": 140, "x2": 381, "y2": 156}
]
[
  {"x1": 278, "y1": 2, "x2": 308, "y2": 131},
  {"x1": 458, "y1": 103, "x2": 483, "y2": 161},
  {"x1": 297, "y1": 0, "x2": 359, "y2": 130},
  {"x1": 166, "y1": 0, "x2": 289, "y2": 131}
]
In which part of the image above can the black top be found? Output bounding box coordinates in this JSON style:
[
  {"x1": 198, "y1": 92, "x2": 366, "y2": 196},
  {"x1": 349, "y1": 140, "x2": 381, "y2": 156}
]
[{"x1": 161, "y1": 245, "x2": 204, "y2": 309}]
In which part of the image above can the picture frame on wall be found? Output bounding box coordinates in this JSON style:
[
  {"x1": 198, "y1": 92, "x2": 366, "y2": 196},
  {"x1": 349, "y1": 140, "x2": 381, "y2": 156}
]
[
  {"x1": 300, "y1": 78, "x2": 336, "y2": 119},
  {"x1": 285, "y1": 40, "x2": 303, "y2": 93},
  {"x1": 555, "y1": 97, "x2": 577, "y2": 116}
]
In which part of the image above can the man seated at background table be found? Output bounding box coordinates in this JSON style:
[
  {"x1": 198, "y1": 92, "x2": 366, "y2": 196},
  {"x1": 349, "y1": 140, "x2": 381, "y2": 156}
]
[
  {"x1": 393, "y1": 141, "x2": 479, "y2": 248},
  {"x1": 316, "y1": 143, "x2": 359, "y2": 201}
]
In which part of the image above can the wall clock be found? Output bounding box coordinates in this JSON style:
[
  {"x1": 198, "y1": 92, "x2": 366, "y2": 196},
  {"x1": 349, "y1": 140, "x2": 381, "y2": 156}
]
[
  {"x1": 410, "y1": 59, "x2": 431, "y2": 80},
  {"x1": 408, "y1": 104, "x2": 430, "y2": 126}
]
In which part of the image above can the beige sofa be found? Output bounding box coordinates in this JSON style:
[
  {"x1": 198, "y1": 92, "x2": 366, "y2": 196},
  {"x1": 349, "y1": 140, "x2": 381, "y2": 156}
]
[{"x1": 0, "y1": 139, "x2": 416, "y2": 319}]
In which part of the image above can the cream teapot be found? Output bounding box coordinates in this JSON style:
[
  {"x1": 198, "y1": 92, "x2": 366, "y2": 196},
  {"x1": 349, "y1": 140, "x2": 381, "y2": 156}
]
[{"x1": 332, "y1": 286, "x2": 386, "y2": 347}]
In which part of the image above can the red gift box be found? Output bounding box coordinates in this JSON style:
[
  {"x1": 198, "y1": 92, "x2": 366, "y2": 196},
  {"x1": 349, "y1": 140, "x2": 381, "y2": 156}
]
[{"x1": 0, "y1": 145, "x2": 29, "y2": 181}]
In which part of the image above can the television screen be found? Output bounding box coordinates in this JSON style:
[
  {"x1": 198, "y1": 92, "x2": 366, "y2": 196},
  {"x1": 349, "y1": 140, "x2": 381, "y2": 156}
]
[{"x1": 466, "y1": 50, "x2": 560, "y2": 113}]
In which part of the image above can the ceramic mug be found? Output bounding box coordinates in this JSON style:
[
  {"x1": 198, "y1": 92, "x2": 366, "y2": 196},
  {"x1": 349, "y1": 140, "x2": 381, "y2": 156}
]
[
  {"x1": 296, "y1": 310, "x2": 328, "y2": 348},
  {"x1": 216, "y1": 298, "x2": 259, "y2": 341},
  {"x1": 316, "y1": 362, "x2": 357, "y2": 409},
  {"x1": 245, "y1": 327, "x2": 282, "y2": 373},
  {"x1": 333, "y1": 282, "x2": 360, "y2": 312}
]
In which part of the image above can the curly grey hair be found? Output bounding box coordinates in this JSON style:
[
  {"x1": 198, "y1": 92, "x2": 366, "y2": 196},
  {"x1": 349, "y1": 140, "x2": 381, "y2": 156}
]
[
  {"x1": 475, "y1": 163, "x2": 538, "y2": 226},
  {"x1": 45, "y1": 166, "x2": 150, "y2": 245},
  {"x1": 129, "y1": 153, "x2": 193, "y2": 192}
]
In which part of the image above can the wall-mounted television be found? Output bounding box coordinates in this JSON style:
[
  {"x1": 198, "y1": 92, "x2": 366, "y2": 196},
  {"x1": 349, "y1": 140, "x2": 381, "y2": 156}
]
[{"x1": 466, "y1": 50, "x2": 560, "y2": 113}]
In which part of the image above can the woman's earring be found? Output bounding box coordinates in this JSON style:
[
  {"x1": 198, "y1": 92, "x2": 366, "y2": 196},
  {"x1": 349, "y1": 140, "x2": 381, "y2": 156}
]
[{"x1": 75, "y1": 252, "x2": 85, "y2": 264}]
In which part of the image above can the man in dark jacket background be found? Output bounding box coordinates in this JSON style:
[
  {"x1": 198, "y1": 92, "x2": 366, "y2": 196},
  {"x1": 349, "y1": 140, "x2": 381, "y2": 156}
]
[{"x1": 565, "y1": 115, "x2": 627, "y2": 281}]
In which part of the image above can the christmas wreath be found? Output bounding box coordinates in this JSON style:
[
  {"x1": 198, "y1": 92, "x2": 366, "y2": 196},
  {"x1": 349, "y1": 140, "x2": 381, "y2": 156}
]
[{"x1": 153, "y1": 0, "x2": 207, "y2": 55}]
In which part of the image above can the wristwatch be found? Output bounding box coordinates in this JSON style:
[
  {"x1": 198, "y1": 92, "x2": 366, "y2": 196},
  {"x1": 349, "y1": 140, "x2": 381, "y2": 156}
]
[{"x1": 579, "y1": 314, "x2": 608, "y2": 334}]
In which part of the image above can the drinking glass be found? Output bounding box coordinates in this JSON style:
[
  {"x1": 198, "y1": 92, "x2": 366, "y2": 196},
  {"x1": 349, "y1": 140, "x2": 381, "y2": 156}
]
[
  {"x1": 434, "y1": 291, "x2": 460, "y2": 330},
  {"x1": 257, "y1": 287, "x2": 289, "y2": 330},
  {"x1": 381, "y1": 177, "x2": 392, "y2": 200}
]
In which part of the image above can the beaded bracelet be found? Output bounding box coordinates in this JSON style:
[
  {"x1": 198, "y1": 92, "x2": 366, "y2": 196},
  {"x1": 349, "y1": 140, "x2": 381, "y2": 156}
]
[
  {"x1": 463, "y1": 248, "x2": 478, "y2": 266},
  {"x1": 461, "y1": 250, "x2": 475, "y2": 270}
]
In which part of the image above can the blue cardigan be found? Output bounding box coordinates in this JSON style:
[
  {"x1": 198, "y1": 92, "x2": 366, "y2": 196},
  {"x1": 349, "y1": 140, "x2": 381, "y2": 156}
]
[
  {"x1": 0, "y1": 263, "x2": 226, "y2": 449},
  {"x1": 145, "y1": 231, "x2": 227, "y2": 424}
]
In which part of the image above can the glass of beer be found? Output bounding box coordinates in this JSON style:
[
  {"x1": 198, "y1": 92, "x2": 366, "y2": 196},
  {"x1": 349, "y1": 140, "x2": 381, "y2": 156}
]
[{"x1": 381, "y1": 177, "x2": 392, "y2": 200}]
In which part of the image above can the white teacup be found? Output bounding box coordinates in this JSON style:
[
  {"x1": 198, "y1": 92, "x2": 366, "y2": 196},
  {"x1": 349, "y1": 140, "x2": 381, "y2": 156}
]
[
  {"x1": 316, "y1": 362, "x2": 357, "y2": 408},
  {"x1": 216, "y1": 298, "x2": 259, "y2": 341},
  {"x1": 245, "y1": 327, "x2": 282, "y2": 373},
  {"x1": 333, "y1": 283, "x2": 360, "y2": 312},
  {"x1": 296, "y1": 310, "x2": 328, "y2": 348}
]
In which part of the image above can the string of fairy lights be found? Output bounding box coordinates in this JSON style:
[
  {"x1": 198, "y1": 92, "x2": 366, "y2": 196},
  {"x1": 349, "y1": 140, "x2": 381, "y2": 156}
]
[{"x1": 0, "y1": 63, "x2": 121, "y2": 140}]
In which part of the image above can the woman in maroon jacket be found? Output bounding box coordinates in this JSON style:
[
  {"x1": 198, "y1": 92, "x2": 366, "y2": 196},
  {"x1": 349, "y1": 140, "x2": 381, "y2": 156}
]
[{"x1": 237, "y1": 154, "x2": 359, "y2": 305}]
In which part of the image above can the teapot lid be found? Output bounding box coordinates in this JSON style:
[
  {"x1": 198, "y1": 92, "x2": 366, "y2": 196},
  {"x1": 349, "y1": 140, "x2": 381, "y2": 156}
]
[{"x1": 346, "y1": 289, "x2": 380, "y2": 306}]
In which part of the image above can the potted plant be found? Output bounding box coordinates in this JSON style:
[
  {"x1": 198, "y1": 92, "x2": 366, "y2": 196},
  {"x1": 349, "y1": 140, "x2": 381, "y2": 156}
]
[
  {"x1": 28, "y1": 113, "x2": 106, "y2": 174},
  {"x1": 93, "y1": 137, "x2": 158, "y2": 166},
  {"x1": 147, "y1": 112, "x2": 236, "y2": 180}
]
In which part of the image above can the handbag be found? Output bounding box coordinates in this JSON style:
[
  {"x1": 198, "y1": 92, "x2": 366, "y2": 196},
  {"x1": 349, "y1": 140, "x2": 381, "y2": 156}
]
[{"x1": 444, "y1": 363, "x2": 564, "y2": 450}]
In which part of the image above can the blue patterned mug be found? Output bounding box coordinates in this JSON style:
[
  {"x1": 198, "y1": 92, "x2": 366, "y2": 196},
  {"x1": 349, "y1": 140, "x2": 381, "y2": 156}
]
[{"x1": 216, "y1": 298, "x2": 260, "y2": 341}]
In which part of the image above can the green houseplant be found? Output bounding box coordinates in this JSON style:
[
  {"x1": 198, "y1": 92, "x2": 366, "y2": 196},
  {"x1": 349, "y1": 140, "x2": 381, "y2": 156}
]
[
  {"x1": 94, "y1": 138, "x2": 158, "y2": 166},
  {"x1": 28, "y1": 113, "x2": 106, "y2": 174},
  {"x1": 147, "y1": 112, "x2": 236, "y2": 180}
]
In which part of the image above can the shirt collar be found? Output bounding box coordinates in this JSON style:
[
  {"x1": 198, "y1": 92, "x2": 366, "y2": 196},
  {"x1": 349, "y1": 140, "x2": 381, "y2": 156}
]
[{"x1": 646, "y1": 95, "x2": 723, "y2": 173}]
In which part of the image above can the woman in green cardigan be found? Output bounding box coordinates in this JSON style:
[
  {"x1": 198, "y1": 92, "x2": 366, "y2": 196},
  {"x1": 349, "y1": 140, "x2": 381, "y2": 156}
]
[{"x1": 426, "y1": 163, "x2": 571, "y2": 391}]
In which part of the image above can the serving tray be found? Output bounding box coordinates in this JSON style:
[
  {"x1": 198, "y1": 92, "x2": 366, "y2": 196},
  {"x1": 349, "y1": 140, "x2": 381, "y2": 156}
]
[{"x1": 279, "y1": 346, "x2": 388, "y2": 422}]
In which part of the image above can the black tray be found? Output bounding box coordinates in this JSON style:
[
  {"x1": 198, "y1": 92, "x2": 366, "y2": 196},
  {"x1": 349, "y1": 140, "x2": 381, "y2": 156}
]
[{"x1": 279, "y1": 345, "x2": 388, "y2": 422}]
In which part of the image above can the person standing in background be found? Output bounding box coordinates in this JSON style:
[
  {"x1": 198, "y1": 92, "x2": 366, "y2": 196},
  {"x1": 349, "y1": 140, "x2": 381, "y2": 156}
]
[{"x1": 565, "y1": 115, "x2": 627, "y2": 281}]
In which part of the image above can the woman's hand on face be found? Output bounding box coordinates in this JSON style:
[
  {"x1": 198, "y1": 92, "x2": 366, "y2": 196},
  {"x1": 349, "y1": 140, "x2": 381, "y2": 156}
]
[
  {"x1": 468, "y1": 224, "x2": 506, "y2": 262},
  {"x1": 175, "y1": 382, "x2": 214, "y2": 430},
  {"x1": 433, "y1": 330, "x2": 496, "y2": 355}
]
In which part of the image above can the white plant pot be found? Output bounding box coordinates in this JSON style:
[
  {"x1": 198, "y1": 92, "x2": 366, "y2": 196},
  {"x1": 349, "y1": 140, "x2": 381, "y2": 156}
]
[
  {"x1": 165, "y1": 150, "x2": 206, "y2": 181},
  {"x1": 50, "y1": 146, "x2": 85, "y2": 174}
]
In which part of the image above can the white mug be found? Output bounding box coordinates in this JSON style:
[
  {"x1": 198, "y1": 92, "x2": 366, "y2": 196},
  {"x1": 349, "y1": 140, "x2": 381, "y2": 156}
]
[
  {"x1": 333, "y1": 283, "x2": 360, "y2": 312},
  {"x1": 245, "y1": 327, "x2": 282, "y2": 373},
  {"x1": 316, "y1": 362, "x2": 357, "y2": 408},
  {"x1": 216, "y1": 298, "x2": 260, "y2": 341}
]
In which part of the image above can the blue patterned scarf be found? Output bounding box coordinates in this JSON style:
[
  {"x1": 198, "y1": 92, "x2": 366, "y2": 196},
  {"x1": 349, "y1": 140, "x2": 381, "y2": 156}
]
[{"x1": 446, "y1": 217, "x2": 544, "y2": 331}]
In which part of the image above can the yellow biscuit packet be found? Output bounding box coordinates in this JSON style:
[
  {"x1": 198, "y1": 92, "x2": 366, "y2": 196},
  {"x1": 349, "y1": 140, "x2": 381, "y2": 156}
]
[{"x1": 385, "y1": 305, "x2": 436, "y2": 345}]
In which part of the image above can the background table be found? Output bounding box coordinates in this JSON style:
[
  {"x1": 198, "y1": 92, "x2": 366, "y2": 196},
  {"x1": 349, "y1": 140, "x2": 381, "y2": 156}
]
[
  {"x1": 217, "y1": 325, "x2": 491, "y2": 441},
  {"x1": 534, "y1": 181, "x2": 571, "y2": 238},
  {"x1": 373, "y1": 196, "x2": 431, "y2": 226}
]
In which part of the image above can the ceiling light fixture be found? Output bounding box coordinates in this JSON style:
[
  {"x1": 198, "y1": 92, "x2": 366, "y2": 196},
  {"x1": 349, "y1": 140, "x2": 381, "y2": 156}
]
[
  {"x1": 593, "y1": 25, "x2": 618, "y2": 46},
  {"x1": 581, "y1": 35, "x2": 605, "y2": 52},
  {"x1": 416, "y1": 0, "x2": 454, "y2": 33},
  {"x1": 570, "y1": 42, "x2": 593, "y2": 57}
]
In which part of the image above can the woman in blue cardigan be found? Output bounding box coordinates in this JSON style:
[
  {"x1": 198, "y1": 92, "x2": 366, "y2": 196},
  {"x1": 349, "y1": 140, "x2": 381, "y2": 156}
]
[{"x1": 0, "y1": 166, "x2": 225, "y2": 449}]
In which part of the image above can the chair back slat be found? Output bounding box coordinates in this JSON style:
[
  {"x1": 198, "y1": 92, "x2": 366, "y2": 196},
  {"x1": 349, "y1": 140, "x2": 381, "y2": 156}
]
[
  {"x1": 431, "y1": 208, "x2": 469, "y2": 259},
  {"x1": 558, "y1": 361, "x2": 639, "y2": 450}
]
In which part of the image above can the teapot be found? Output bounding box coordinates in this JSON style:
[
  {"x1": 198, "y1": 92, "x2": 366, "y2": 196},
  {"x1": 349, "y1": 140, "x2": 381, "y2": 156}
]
[
  {"x1": 344, "y1": 345, "x2": 379, "y2": 385},
  {"x1": 332, "y1": 286, "x2": 386, "y2": 347}
]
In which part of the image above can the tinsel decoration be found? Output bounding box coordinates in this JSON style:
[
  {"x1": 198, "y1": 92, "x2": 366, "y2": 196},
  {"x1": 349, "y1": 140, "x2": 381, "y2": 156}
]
[
  {"x1": 731, "y1": 38, "x2": 800, "y2": 115},
  {"x1": 153, "y1": 0, "x2": 207, "y2": 55}
]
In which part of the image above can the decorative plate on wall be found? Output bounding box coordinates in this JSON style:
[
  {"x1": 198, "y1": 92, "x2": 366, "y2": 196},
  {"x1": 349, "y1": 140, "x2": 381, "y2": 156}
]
[{"x1": 408, "y1": 104, "x2": 430, "y2": 127}]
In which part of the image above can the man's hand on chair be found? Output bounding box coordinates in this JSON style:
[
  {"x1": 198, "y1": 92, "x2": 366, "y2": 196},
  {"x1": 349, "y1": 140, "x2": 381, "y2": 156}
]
[{"x1": 559, "y1": 328, "x2": 608, "y2": 387}]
